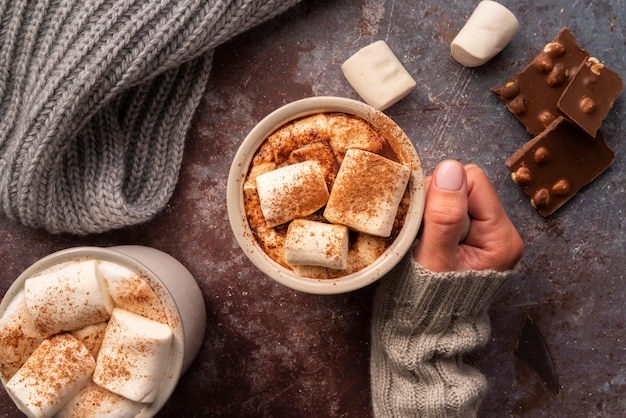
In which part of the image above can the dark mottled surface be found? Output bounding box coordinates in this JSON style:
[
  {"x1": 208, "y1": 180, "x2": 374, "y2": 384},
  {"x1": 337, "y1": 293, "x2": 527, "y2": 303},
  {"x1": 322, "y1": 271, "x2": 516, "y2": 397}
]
[{"x1": 1, "y1": 0, "x2": 625, "y2": 416}]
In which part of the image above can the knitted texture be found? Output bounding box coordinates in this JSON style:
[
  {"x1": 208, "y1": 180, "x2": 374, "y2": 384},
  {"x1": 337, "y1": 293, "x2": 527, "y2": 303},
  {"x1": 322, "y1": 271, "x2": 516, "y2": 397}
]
[
  {"x1": 370, "y1": 257, "x2": 511, "y2": 417},
  {"x1": 0, "y1": 0, "x2": 301, "y2": 234}
]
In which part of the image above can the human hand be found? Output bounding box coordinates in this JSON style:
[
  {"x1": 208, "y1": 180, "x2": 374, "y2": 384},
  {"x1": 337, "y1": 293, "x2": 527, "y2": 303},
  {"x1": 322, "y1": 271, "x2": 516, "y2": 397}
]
[{"x1": 414, "y1": 160, "x2": 524, "y2": 272}]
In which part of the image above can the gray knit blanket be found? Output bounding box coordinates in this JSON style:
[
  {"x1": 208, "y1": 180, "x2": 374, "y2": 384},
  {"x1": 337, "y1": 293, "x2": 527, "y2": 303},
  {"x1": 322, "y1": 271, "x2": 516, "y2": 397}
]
[{"x1": 0, "y1": 0, "x2": 300, "y2": 234}]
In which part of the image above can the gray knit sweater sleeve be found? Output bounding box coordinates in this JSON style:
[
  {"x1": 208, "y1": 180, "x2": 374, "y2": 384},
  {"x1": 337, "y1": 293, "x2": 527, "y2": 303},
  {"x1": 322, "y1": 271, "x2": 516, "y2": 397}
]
[
  {"x1": 0, "y1": 0, "x2": 300, "y2": 234},
  {"x1": 370, "y1": 256, "x2": 511, "y2": 417}
]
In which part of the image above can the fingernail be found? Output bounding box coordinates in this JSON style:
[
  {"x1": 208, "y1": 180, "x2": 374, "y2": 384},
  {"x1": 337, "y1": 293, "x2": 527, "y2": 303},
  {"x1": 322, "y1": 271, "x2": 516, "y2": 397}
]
[{"x1": 434, "y1": 160, "x2": 464, "y2": 191}]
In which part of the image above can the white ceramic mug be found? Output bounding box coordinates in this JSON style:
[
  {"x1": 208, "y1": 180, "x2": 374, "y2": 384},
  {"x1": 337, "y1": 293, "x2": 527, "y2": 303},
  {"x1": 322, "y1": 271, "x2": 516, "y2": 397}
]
[{"x1": 0, "y1": 245, "x2": 206, "y2": 417}]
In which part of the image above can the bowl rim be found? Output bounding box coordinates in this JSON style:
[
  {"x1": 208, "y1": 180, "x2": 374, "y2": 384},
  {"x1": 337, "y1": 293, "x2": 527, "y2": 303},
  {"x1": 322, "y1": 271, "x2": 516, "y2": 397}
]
[
  {"x1": 226, "y1": 96, "x2": 425, "y2": 294},
  {"x1": 0, "y1": 246, "x2": 184, "y2": 417}
]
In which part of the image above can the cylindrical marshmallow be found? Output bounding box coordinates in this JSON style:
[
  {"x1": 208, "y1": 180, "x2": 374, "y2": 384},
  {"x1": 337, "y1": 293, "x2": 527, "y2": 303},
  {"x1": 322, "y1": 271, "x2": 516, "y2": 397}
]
[
  {"x1": 284, "y1": 219, "x2": 350, "y2": 270},
  {"x1": 24, "y1": 260, "x2": 114, "y2": 335},
  {"x1": 324, "y1": 149, "x2": 411, "y2": 237},
  {"x1": 341, "y1": 40, "x2": 417, "y2": 110},
  {"x1": 56, "y1": 382, "x2": 145, "y2": 418},
  {"x1": 93, "y1": 308, "x2": 172, "y2": 403},
  {"x1": 5, "y1": 333, "x2": 96, "y2": 418},
  {"x1": 99, "y1": 261, "x2": 168, "y2": 323},
  {"x1": 450, "y1": 1, "x2": 519, "y2": 67},
  {"x1": 255, "y1": 161, "x2": 329, "y2": 227},
  {"x1": 70, "y1": 322, "x2": 108, "y2": 360},
  {"x1": 0, "y1": 290, "x2": 47, "y2": 381}
]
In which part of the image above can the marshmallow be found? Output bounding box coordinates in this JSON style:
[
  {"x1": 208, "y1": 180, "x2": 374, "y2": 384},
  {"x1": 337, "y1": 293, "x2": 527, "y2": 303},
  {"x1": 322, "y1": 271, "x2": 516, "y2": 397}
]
[
  {"x1": 93, "y1": 308, "x2": 172, "y2": 403},
  {"x1": 99, "y1": 261, "x2": 168, "y2": 323},
  {"x1": 341, "y1": 40, "x2": 417, "y2": 110},
  {"x1": 291, "y1": 233, "x2": 388, "y2": 278},
  {"x1": 56, "y1": 382, "x2": 145, "y2": 418},
  {"x1": 0, "y1": 290, "x2": 47, "y2": 381},
  {"x1": 5, "y1": 333, "x2": 95, "y2": 418},
  {"x1": 255, "y1": 161, "x2": 329, "y2": 227},
  {"x1": 24, "y1": 260, "x2": 114, "y2": 335},
  {"x1": 287, "y1": 141, "x2": 339, "y2": 184},
  {"x1": 70, "y1": 322, "x2": 108, "y2": 359},
  {"x1": 284, "y1": 219, "x2": 350, "y2": 270},
  {"x1": 450, "y1": 1, "x2": 519, "y2": 67},
  {"x1": 243, "y1": 162, "x2": 276, "y2": 194},
  {"x1": 349, "y1": 233, "x2": 389, "y2": 268},
  {"x1": 324, "y1": 149, "x2": 410, "y2": 237},
  {"x1": 327, "y1": 114, "x2": 385, "y2": 159},
  {"x1": 265, "y1": 114, "x2": 331, "y2": 162}
]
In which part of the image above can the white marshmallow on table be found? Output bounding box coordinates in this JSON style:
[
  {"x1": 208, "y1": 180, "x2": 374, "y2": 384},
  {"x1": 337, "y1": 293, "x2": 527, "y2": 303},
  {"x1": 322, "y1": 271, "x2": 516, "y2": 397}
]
[
  {"x1": 5, "y1": 333, "x2": 95, "y2": 418},
  {"x1": 255, "y1": 160, "x2": 329, "y2": 228},
  {"x1": 284, "y1": 219, "x2": 350, "y2": 270},
  {"x1": 56, "y1": 382, "x2": 146, "y2": 418},
  {"x1": 93, "y1": 308, "x2": 173, "y2": 403},
  {"x1": 341, "y1": 40, "x2": 417, "y2": 110},
  {"x1": 450, "y1": 1, "x2": 519, "y2": 67},
  {"x1": 324, "y1": 149, "x2": 410, "y2": 238},
  {"x1": 99, "y1": 261, "x2": 168, "y2": 324},
  {"x1": 24, "y1": 259, "x2": 114, "y2": 335},
  {"x1": 0, "y1": 290, "x2": 47, "y2": 381}
]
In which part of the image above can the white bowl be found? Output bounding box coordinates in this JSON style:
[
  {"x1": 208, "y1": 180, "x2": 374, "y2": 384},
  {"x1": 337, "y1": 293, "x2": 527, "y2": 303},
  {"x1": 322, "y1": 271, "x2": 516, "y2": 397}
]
[
  {"x1": 226, "y1": 96, "x2": 425, "y2": 294},
  {"x1": 0, "y1": 245, "x2": 206, "y2": 417}
]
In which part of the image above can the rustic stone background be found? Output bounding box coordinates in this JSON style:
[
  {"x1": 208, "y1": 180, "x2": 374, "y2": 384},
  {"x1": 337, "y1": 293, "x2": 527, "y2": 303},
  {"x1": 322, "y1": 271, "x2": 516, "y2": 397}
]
[{"x1": 1, "y1": 0, "x2": 624, "y2": 416}]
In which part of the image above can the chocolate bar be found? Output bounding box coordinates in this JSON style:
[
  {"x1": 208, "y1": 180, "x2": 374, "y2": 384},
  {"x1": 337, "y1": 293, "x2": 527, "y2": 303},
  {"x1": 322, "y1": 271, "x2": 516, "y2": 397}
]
[
  {"x1": 505, "y1": 116, "x2": 615, "y2": 217},
  {"x1": 493, "y1": 27, "x2": 589, "y2": 136},
  {"x1": 558, "y1": 58, "x2": 624, "y2": 138}
]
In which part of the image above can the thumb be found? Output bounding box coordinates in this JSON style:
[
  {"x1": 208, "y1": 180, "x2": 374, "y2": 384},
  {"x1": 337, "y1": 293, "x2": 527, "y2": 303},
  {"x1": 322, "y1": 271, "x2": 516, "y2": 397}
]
[{"x1": 414, "y1": 160, "x2": 470, "y2": 272}]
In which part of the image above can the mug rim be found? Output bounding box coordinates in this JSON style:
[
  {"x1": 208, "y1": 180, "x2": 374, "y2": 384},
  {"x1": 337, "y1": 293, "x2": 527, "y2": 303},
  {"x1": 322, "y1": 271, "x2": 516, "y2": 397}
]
[
  {"x1": 226, "y1": 96, "x2": 425, "y2": 294},
  {"x1": 0, "y1": 246, "x2": 185, "y2": 418}
]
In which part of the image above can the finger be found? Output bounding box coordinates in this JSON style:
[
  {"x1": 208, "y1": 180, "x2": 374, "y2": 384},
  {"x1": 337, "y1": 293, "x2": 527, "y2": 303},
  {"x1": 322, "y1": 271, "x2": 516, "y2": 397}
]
[
  {"x1": 459, "y1": 164, "x2": 525, "y2": 270},
  {"x1": 425, "y1": 175, "x2": 471, "y2": 242},
  {"x1": 464, "y1": 164, "x2": 508, "y2": 224},
  {"x1": 414, "y1": 160, "x2": 469, "y2": 272}
]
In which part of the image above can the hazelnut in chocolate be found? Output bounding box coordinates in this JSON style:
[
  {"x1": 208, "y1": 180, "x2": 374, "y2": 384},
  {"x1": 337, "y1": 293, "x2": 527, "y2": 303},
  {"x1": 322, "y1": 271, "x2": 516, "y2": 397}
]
[
  {"x1": 492, "y1": 27, "x2": 590, "y2": 136},
  {"x1": 495, "y1": 27, "x2": 623, "y2": 216},
  {"x1": 558, "y1": 57, "x2": 624, "y2": 138},
  {"x1": 505, "y1": 116, "x2": 615, "y2": 216}
]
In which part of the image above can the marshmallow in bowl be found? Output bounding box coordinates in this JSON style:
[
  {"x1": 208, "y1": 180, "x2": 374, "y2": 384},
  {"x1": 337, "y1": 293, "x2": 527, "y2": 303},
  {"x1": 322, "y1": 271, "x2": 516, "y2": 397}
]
[
  {"x1": 341, "y1": 40, "x2": 417, "y2": 110},
  {"x1": 0, "y1": 290, "x2": 47, "y2": 381},
  {"x1": 70, "y1": 322, "x2": 108, "y2": 359},
  {"x1": 284, "y1": 219, "x2": 350, "y2": 270},
  {"x1": 327, "y1": 113, "x2": 385, "y2": 158},
  {"x1": 255, "y1": 160, "x2": 330, "y2": 227},
  {"x1": 450, "y1": 1, "x2": 519, "y2": 67},
  {"x1": 24, "y1": 260, "x2": 114, "y2": 335},
  {"x1": 99, "y1": 261, "x2": 168, "y2": 323},
  {"x1": 56, "y1": 382, "x2": 145, "y2": 418},
  {"x1": 324, "y1": 148, "x2": 411, "y2": 237},
  {"x1": 4, "y1": 333, "x2": 96, "y2": 418},
  {"x1": 93, "y1": 308, "x2": 173, "y2": 403},
  {"x1": 290, "y1": 232, "x2": 388, "y2": 278}
]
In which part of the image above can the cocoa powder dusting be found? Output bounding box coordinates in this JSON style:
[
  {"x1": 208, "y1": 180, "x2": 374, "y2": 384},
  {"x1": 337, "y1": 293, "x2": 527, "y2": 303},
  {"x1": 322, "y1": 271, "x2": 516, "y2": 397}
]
[
  {"x1": 244, "y1": 112, "x2": 410, "y2": 278},
  {"x1": 329, "y1": 155, "x2": 391, "y2": 219},
  {"x1": 109, "y1": 273, "x2": 168, "y2": 324},
  {"x1": 7, "y1": 333, "x2": 95, "y2": 412}
]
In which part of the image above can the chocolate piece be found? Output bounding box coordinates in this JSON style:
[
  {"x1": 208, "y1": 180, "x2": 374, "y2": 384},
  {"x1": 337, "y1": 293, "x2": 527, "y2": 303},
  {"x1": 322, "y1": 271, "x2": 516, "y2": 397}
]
[
  {"x1": 506, "y1": 116, "x2": 615, "y2": 216},
  {"x1": 558, "y1": 58, "x2": 624, "y2": 138},
  {"x1": 493, "y1": 28, "x2": 589, "y2": 136},
  {"x1": 515, "y1": 314, "x2": 560, "y2": 395}
]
